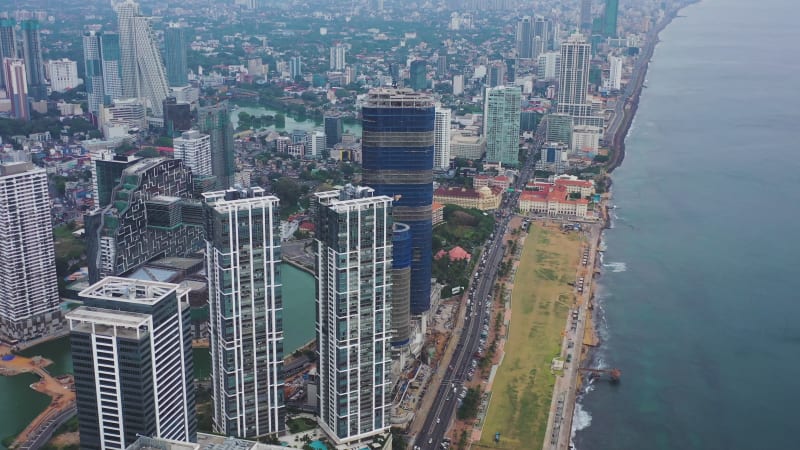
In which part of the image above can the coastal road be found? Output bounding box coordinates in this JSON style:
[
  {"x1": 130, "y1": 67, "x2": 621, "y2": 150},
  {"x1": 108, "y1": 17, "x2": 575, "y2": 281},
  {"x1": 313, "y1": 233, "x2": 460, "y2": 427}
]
[{"x1": 412, "y1": 137, "x2": 541, "y2": 450}]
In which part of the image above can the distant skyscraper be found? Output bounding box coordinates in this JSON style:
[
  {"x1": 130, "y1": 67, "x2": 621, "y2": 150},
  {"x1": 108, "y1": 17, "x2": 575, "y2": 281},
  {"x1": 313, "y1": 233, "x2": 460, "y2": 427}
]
[
  {"x1": 68, "y1": 277, "x2": 196, "y2": 450},
  {"x1": 434, "y1": 106, "x2": 452, "y2": 170},
  {"x1": 488, "y1": 62, "x2": 505, "y2": 87},
  {"x1": 2, "y1": 58, "x2": 30, "y2": 120},
  {"x1": 162, "y1": 97, "x2": 192, "y2": 134},
  {"x1": 198, "y1": 102, "x2": 235, "y2": 189},
  {"x1": 313, "y1": 186, "x2": 393, "y2": 444},
  {"x1": 537, "y1": 51, "x2": 561, "y2": 80},
  {"x1": 362, "y1": 88, "x2": 435, "y2": 314},
  {"x1": 409, "y1": 59, "x2": 427, "y2": 90},
  {"x1": 116, "y1": 0, "x2": 170, "y2": 117},
  {"x1": 174, "y1": 130, "x2": 212, "y2": 176},
  {"x1": 324, "y1": 115, "x2": 343, "y2": 149},
  {"x1": 516, "y1": 16, "x2": 534, "y2": 59},
  {"x1": 505, "y1": 58, "x2": 516, "y2": 83},
  {"x1": 452, "y1": 74, "x2": 464, "y2": 96},
  {"x1": 605, "y1": 54, "x2": 623, "y2": 90},
  {"x1": 204, "y1": 187, "x2": 285, "y2": 438},
  {"x1": 330, "y1": 43, "x2": 346, "y2": 70},
  {"x1": 289, "y1": 56, "x2": 302, "y2": 78},
  {"x1": 532, "y1": 16, "x2": 555, "y2": 58},
  {"x1": 437, "y1": 54, "x2": 447, "y2": 77},
  {"x1": 580, "y1": 0, "x2": 593, "y2": 32},
  {"x1": 484, "y1": 86, "x2": 521, "y2": 166},
  {"x1": 604, "y1": 0, "x2": 619, "y2": 37},
  {"x1": 0, "y1": 19, "x2": 17, "y2": 90},
  {"x1": 164, "y1": 23, "x2": 188, "y2": 87},
  {"x1": 0, "y1": 158, "x2": 61, "y2": 342},
  {"x1": 84, "y1": 157, "x2": 204, "y2": 282},
  {"x1": 557, "y1": 34, "x2": 592, "y2": 118},
  {"x1": 83, "y1": 31, "x2": 104, "y2": 114},
  {"x1": 47, "y1": 58, "x2": 79, "y2": 92},
  {"x1": 20, "y1": 20, "x2": 45, "y2": 99},
  {"x1": 100, "y1": 32, "x2": 123, "y2": 104}
]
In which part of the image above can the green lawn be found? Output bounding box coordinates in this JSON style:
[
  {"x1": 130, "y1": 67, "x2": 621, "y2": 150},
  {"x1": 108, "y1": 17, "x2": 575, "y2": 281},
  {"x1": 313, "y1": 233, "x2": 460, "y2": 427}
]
[{"x1": 475, "y1": 225, "x2": 581, "y2": 450}]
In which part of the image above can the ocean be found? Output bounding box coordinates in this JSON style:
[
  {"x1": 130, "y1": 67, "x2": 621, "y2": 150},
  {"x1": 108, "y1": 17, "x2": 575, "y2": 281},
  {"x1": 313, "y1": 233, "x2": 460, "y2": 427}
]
[{"x1": 573, "y1": 0, "x2": 800, "y2": 449}]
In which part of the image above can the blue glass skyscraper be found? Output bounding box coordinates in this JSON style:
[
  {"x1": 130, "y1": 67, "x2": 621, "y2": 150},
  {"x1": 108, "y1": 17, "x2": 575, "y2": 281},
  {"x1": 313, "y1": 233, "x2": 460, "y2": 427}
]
[{"x1": 362, "y1": 88, "x2": 435, "y2": 314}]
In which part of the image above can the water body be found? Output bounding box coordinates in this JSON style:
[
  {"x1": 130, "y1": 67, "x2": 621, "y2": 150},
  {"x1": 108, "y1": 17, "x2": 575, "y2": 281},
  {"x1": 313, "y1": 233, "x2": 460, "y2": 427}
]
[
  {"x1": 574, "y1": 1, "x2": 800, "y2": 449},
  {"x1": 230, "y1": 106, "x2": 363, "y2": 136},
  {"x1": 0, "y1": 264, "x2": 316, "y2": 444}
]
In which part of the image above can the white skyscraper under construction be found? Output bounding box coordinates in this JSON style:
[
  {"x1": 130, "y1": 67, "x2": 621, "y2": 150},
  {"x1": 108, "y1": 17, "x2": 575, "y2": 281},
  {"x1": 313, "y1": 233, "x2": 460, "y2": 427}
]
[{"x1": 434, "y1": 106, "x2": 452, "y2": 170}]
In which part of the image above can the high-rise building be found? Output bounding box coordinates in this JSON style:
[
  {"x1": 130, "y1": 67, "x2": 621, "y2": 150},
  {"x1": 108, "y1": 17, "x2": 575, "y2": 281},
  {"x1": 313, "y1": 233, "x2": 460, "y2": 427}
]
[
  {"x1": 580, "y1": 0, "x2": 593, "y2": 32},
  {"x1": 390, "y1": 222, "x2": 411, "y2": 347},
  {"x1": 516, "y1": 16, "x2": 534, "y2": 59},
  {"x1": 532, "y1": 16, "x2": 553, "y2": 59},
  {"x1": 116, "y1": 0, "x2": 170, "y2": 117},
  {"x1": 604, "y1": 54, "x2": 623, "y2": 91},
  {"x1": 488, "y1": 62, "x2": 505, "y2": 87},
  {"x1": 409, "y1": 60, "x2": 427, "y2": 91},
  {"x1": 330, "y1": 43, "x2": 346, "y2": 70},
  {"x1": 0, "y1": 19, "x2": 17, "y2": 91},
  {"x1": 557, "y1": 34, "x2": 592, "y2": 118},
  {"x1": 203, "y1": 187, "x2": 285, "y2": 438},
  {"x1": 100, "y1": 32, "x2": 123, "y2": 104},
  {"x1": 164, "y1": 23, "x2": 188, "y2": 87},
  {"x1": 20, "y1": 20, "x2": 45, "y2": 99},
  {"x1": 452, "y1": 74, "x2": 464, "y2": 96},
  {"x1": 545, "y1": 113, "x2": 574, "y2": 147},
  {"x1": 537, "y1": 51, "x2": 561, "y2": 80},
  {"x1": 289, "y1": 56, "x2": 302, "y2": 79},
  {"x1": 437, "y1": 54, "x2": 447, "y2": 77},
  {"x1": 484, "y1": 86, "x2": 521, "y2": 166},
  {"x1": 0, "y1": 158, "x2": 62, "y2": 342},
  {"x1": 99, "y1": 97, "x2": 146, "y2": 137},
  {"x1": 324, "y1": 115, "x2": 343, "y2": 150},
  {"x1": 46, "y1": 58, "x2": 79, "y2": 92},
  {"x1": 310, "y1": 131, "x2": 326, "y2": 158},
  {"x1": 2, "y1": 58, "x2": 30, "y2": 120},
  {"x1": 84, "y1": 157, "x2": 204, "y2": 282},
  {"x1": 434, "y1": 106, "x2": 452, "y2": 170},
  {"x1": 174, "y1": 130, "x2": 212, "y2": 176},
  {"x1": 505, "y1": 58, "x2": 516, "y2": 83},
  {"x1": 362, "y1": 88, "x2": 434, "y2": 314},
  {"x1": 68, "y1": 277, "x2": 196, "y2": 450},
  {"x1": 83, "y1": 31, "x2": 104, "y2": 114},
  {"x1": 198, "y1": 102, "x2": 234, "y2": 189},
  {"x1": 313, "y1": 186, "x2": 393, "y2": 444},
  {"x1": 162, "y1": 96, "x2": 192, "y2": 134},
  {"x1": 603, "y1": 0, "x2": 619, "y2": 37}
]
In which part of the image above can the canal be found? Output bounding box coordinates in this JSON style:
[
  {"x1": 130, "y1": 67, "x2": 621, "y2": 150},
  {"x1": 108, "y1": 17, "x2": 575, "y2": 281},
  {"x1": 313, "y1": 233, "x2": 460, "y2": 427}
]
[{"x1": 0, "y1": 264, "x2": 316, "y2": 446}]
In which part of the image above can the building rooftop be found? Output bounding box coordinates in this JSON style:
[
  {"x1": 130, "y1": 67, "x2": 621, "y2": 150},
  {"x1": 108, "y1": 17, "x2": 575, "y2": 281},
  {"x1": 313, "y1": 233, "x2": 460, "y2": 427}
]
[{"x1": 79, "y1": 277, "x2": 181, "y2": 305}]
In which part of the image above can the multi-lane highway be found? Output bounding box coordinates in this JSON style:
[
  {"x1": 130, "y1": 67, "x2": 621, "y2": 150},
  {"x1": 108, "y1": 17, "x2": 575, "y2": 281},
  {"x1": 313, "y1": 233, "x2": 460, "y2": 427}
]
[{"x1": 412, "y1": 129, "x2": 543, "y2": 450}]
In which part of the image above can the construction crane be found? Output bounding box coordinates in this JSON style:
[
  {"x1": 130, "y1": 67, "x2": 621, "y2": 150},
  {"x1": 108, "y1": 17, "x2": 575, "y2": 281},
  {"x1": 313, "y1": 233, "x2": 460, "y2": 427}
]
[{"x1": 579, "y1": 367, "x2": 622, "y2": 383}]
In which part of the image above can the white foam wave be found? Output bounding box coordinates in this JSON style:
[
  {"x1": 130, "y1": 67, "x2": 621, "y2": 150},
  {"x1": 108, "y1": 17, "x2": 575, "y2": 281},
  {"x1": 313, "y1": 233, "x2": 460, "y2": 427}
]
[
  {"x1": 570, "y1": 402, "x2": 594, "y2": 448},
  {"x1": 603, "y1": 262, "x2": 627, "y2": 273}
]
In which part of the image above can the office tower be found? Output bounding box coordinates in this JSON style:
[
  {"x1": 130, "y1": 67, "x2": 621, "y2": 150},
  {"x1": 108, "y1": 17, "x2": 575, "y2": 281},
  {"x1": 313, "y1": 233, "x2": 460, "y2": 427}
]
[
  {"x1": 434, "y1": 106, "x2": 452, "y2": 170},
  {"x1": 488, "y1": 62, "x2": 505, "y2": 87},
  {"x1": 174, "y1": 130, "x2": 212, "y2": 176},
  {"x1": 2, "y1": 58, "x2": 30, "y2": 120},
  {"x1": 0, "y1": 158, "x2": 61, "y2": 342},
  {"x1": 313, "y1": 186, "x2": 393, "y2": 444},
  {"x1": 20, "y1": 20, "x2": 45, "y2": 99},
  {"x1": 68, "y1": 277, "x2": 196, "y2": 450},
  {"x1": 545, "y1": 113, "x2": 574, "y2": 147},
  {"x1": 604, "y1": 0, "x2": 619, "y2": 37},
  {"x1": 452, "y1": 74, "x2": 464, "y2": 96},
  {"x1": 198, "y1": 102, "x2": 234, "y2": 189},
  {"x1": 84, "y1": 157, "x2": 204, "y2": 282},
  {"x1": 409, "y1": 60, "x2": 427, "y2": 91},
  {"x1": 516, "y1": 16, "x2": 533, "y2": 59},
  {"x1": 289, "y1": 56, "x2": 302, "y2": 78},
  {"x1": 557, "y1": 33, "x2": 592, "y2": 117},
  {"x1": 330, "y1": 43, "x2": 346, "y2": 70},
  {"x1": 100, "y1": 32, "x2": 123, "y2": 104},
  {"x1": 484, "y1": 86, "x2": 521, "y2": 167},
  {"x1": 162, "y1": 97, "x2": 192, "y2": 134},
  {"x1": 204, "y1": 187, "x2": 285, "y2": 438},
  {"x1": 46, "y1": 58, "x2": 79, "y2": 92},
  {"x1": 580, "y1": 0, "x2": 593, "y2": 32},
  {"x1": 324, "y1": 115, "x2": 343, "y2": 149},
  {"x1": 532, "y1": 16, "x2": 555, "y2": 58},
  {"x1": 437, "y1": 55, "x2": 447, "y2": 77},
  {"x1": 391, "y1": 222, "x2": 411, "y2": 347},
  {"x1": 537, "y1": 51, "x2": 560, "y2": 80},
  {"x1": 520, "y1": 111, "x2": 541, "y2": 132},
  {"x1": 362, "y1": 88, "x2": 434, "y2": 314},
  {"x1": 310, "y1": 131, "x2": 326, "y2": 158},
  {"x1": 0, "y1": 19, "x2": 17, "y2": 90},
  {"x1": 505, "y1": 58, "x2": 516, "y2": 83},
  {"x1": 605, "y1": 54, "x2": 623, "y2": 90},
  {"x1": 164, "y1": 23, "x2": 188, "y2": 87},
  {"x1": 116, "y1": 0, "x2": 170, "y2": 117},
  {"x1": 83, "y1": 32, "x2": 105, "y2": 114}
]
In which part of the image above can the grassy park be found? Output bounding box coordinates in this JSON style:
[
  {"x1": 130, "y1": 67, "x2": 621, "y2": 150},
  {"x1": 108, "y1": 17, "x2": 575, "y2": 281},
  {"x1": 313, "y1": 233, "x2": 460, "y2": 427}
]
[{"x1": 475, "y1": 224, "x2": 582, "y2": 450}]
